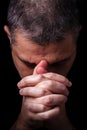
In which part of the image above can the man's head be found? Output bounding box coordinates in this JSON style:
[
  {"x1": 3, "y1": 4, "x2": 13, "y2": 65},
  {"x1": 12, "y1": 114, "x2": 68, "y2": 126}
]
[
  {"x1": 5, "y1": 0, "x2": 80, "y2": 44},
  {"x1": 4, "y1": 0, "x2": 81, "y2": 77}
]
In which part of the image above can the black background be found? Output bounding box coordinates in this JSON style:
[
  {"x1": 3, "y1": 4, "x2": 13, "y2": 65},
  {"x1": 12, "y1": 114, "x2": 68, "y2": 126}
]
[{"x1": 0, "y1": 0, "x2": 87, "y2": 130}]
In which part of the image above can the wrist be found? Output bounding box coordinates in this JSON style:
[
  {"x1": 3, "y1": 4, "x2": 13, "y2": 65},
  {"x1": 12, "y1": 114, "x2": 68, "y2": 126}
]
[{"x1": 10, "y1": 115, "x2": 36, "y2": 130}]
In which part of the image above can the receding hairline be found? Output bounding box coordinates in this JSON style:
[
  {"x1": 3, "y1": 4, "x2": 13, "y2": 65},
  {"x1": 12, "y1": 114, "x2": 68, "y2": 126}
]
[{"x1": 7, "y1": 0, "x2": 80, "y2": 45}]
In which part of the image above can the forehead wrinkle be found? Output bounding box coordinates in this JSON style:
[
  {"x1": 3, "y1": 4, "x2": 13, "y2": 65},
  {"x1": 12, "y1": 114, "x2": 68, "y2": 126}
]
[{"x1": 12, "y1": 31, "x2": 76, "y2": 64}]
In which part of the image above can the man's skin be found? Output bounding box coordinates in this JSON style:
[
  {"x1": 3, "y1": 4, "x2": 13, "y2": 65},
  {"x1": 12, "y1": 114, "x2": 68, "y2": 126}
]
[
  {"x1": 4, "y1": 26, "x2": 76, "y2": 130},
  {"x1": 17, "y1": 60, "x2": 72, "y2": 130}
]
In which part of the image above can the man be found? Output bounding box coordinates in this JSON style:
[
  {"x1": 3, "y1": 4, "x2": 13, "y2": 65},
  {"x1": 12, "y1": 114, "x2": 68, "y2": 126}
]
[{"x1": 4, "y1": 0, "x2": 81, "y2": 129}]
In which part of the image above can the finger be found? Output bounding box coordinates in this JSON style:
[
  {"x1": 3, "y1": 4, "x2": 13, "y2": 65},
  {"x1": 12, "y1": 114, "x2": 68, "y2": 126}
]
[
  {"x1": 33, "y1": 60, "x2": 48, "y2": 74},
  {"x1": 19, "y1": 87, "x2": 51, "y2": 97},
  {"x1": 17, "y1": 74, "x2": 46, "y2": 89},
  {"x1": 37, "y1": 107, "x2": 60, "y2": 120},
  {"x1": 24, "y1": 106, "x2": 60, "y2": 121},
  {"x1": 36, "y1": 80, "x2": 69, "y2": 96},
  {"x1": 25, "y1": 102, "x2": 50, "y2": 113},
  {"x1": 28, "y1": 94, "x2": 67, "y2": 107},
  {"x1": 43, "y1": 72, "x2": 72, "y2": 87}
]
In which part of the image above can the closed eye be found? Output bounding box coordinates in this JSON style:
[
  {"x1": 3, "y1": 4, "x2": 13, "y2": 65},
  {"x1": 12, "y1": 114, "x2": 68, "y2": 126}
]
[
  {"x1": 24, "y1": 61, "x2": 36, "y2": 68},
  {"x1": 49, "y1": 59, "x2": 68, "y2": 67},
  {"x1": 22, "y1": 60, "x2": 36, "y2": 68}
]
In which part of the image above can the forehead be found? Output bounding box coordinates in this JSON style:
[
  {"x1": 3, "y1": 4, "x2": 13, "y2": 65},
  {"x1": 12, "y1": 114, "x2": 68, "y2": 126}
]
[{"x1": 12, "y1": 32, "x2": 76, "y2": 63}]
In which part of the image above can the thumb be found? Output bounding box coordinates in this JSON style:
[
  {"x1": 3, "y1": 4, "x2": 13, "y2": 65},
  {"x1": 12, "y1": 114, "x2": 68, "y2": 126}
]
[{"x1": 33, "y1": 60, "x2": 48, "y2": 74}]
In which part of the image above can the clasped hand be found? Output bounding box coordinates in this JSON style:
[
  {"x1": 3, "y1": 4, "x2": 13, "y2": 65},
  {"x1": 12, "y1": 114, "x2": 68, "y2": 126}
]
[{"x1": 17, "y1": 60, "x2": 72, "y2": 128}]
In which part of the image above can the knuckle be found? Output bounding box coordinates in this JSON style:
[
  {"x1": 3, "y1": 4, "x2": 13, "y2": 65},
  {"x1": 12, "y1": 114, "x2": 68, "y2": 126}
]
[
  {"x1": 40, "y1": 107, "x2": 61, "y2": 120},
  {"x1": 45, "y1": 96, "x2": 53, "y2": 106},
  {"x1": 60, "y1": 85, "x2": 69, "y2": 96},
  {"x1": 43, "y1": 114, "x2": 50, "y2": 120},
  {"x1": 42, "y1": 105, "x2": 50, "y2": 112},
  {"x1": 42, "y1": 89, "x2": 50, "y2": 95},
  {"x1": 46, "y1": 80, "x2": 53, "y2": 87},
  {"x1": 61, "y1": 85, "x2": 67, "y2": 92},
  {"x1": 40, "y1": 113, "x2": 50, "y2": 120},
  {"x1": 61, "y1": 76, "x2": 67, "y2": 83},
  {"x1": 48, "y1": 72, "x2": 54, "y2": 78},
  {"x1": 37, "y1": 74, "x2": 44, "y2": 80}
]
